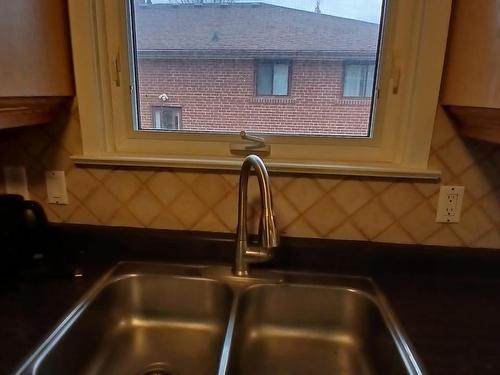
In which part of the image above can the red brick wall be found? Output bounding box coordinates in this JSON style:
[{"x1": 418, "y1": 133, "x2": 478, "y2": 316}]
[{"x1": 137, "y1": 59, "x2": 371, "y2": 136}]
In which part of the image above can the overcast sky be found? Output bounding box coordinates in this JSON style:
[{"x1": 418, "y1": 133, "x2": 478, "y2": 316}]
[{"x1": 151, "y1": 0, "x2": 383, "y2": 23}]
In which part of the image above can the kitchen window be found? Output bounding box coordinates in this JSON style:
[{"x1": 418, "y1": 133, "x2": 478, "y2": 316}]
[
  {"x1": 68, "y1": 0, "x2": 451, "y2": 178},
  {"x1": 256, "y1": 62, "x2": 291, "y2": 96},
  {"x1": 343, "y1": 62, "x2": 376, "y2": 98}
]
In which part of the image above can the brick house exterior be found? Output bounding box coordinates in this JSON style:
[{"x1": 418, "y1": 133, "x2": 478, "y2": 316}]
[{"x1": 133, "y1": 2, "x2": 379, "y2": 136}]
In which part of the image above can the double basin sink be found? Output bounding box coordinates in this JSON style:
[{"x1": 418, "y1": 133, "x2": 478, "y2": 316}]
[{"x1": 16, "y1": 262, "x2": 424, "y2": 375}]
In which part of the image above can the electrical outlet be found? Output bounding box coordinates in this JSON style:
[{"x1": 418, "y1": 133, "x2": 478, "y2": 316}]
[
  {"x1": 436, "y1": 186, "x2": 465, "y2": 223},
  {"x1": 45, "y1": 171, "x2": 68, "y2": 205},
  {"x1": 3, "y1": 166, "x2": 29, "y2": 199}
]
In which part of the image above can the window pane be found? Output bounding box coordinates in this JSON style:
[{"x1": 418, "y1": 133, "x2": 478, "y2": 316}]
[
  {"x1": 257, "y1": 63, "x2": 273, "y2": 96},
  {"x1": 343, "y1": 64, "x2": 363, "y2": 97},
  {"x1": 365, "y1": 63, "x2": 375, "y2": 97},
  {"x1": 130, "y1": 0, "x2": 383, "y2": 137},
  {"x1": 273, "y1": 63, "x2": 289, "y2": 95}
]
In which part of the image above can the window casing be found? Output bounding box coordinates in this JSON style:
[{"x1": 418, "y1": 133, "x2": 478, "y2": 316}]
[
  {"x1": 67, "y1": 0, "x2": 452, "y2": 178},
  {"x1": 256, "y1": 61, "x2": 291, "y2": 96},
  {"x1": 343, "y1": 62, "x2": 376, "y2": 98}
]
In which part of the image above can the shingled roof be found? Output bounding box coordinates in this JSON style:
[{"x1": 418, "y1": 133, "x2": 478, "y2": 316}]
[{"x1": 134, "y1": 2, "x2": 379, "y2": 60}]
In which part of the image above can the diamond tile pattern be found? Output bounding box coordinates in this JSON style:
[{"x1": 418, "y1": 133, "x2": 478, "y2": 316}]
[{"x1": 0, "y1": 106, "x2": 498, "y2": 249}]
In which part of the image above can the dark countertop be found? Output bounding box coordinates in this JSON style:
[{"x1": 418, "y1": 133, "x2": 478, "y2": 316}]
[{"x1": 2, "y1": 224, "x2": 500, "y2": 375}]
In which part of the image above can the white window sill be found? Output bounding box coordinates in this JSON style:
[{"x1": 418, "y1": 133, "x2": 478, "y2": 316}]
[{"x1": 70, "y1": 154, "x2": 441, "y2": 180}]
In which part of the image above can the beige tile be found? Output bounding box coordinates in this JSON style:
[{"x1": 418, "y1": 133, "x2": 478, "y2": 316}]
[
  {"x1": 104, "y1": 170, "x2": 142, "y2": 203},
  {"x1": 192, "y1": 212, "x2": 227, "y2": 232},
  {"x1": 282, "y1": 217, "x2": 319, "y2": 238},
  {"x1": 459, "y1": 162, "x2": 497, "y2": 199},
  {"x1": 85, "y1": 186, "x2": 121, "y2": 223},
  {"x1": 0, "y1": 140, "x2": 32, "y2": 166},
  {"x1": 413, "y1": 180, "x2": 440, "y2": 198},
  {"x1": 45, "y1": 192, "x2": 80, "y2": 221},
  {"x1": 39, "y1": 201, "x2": 63, "y2": 223},
  {"x1": 436, "y1": 138, "x2": 475, "y2": 175},
  {"x1": 352, "y1": 199, "x2": 394, "y2": 239},
  {"x1": 314, "y1": 176, "x2": 343, "y2": 192},
  {"x1": 332, "y1": 180, "x2": 373, "y2": 215},
  {"x1": 471, "y1": 229, "x2": 500, "y2": 249},
  {"x1": 451, "y1": 206, "x2": 494, "y2": 245},
  {"x1": 479, "y1": 190, "x2": 500, "y2": 223},
  {"x1": 128, "y1": 188, "x2": 162, "y2": 226},
  {"x1": 270, "y1": 175, "x2": 294, "y2": 191},
  {"x1": 424, "y1": 227, "x2": 464, "y2": 247},
  {"x1": 41, "y1": 143, "x2": 73, "y2": 172},
  {"x1": 26, "y1": 164, "x2": 48, "y2": 200},
  {"x1": 379, "y1": 183, "x2": 423, "y2": 218},
  {"x1": 67, "y1": 205, "x2": 100, "y2": 225},
  {"x1": 147, "y1": 171, "x2": 186, "y2": 205},
  {"x1": 375, "y1": 223, "x2": 415, "y2": 245},
  {"x1": 221, "y1": 173, "x2": 240, "y2": 188},
  {"x1": 281, "y1": 177, "x2": 323, "y2": 213},
  {"x1": 176, "y1": 171, "x2": 200, "y2": 185},
  {"x1": 365, "y1": 179, "x2": 391, "y2": 194},
  {"x1": 150, "y1": 211, "x2": 185, "y2": 230},
  {"x1": 430, "y1": 107, "x2": 457, "y2": 150},
  {"x1": 212, "y1": 190, "x2": 238, "y2": 231},
  {"x1": 303, "y1": 195, "x2": 346, "y2": 236},
  {"x1": 191, "y1": 174, "x2": 232, "y2": 207},
  {"x1": 428, "y1": 154, "x2": 454, "y2": 185},
  {"x1": 58, "y1": 113, "x2": 83, "y2": 154},
  {"x1": 272, "y1": 191, "x2": 300, "y2": 228},
  {"x1": 133, "y1": 169, "x2": 156, "y2": 182},
  {"x1": 86, "y1": 167, "x2": 112, "y2": 181},
  {"x1": 15, "y1": 127, "x2": 52, "y2": 157},
  {"x1": 108, "y1": 206, "x2": 143, "y2": 228},
  {"x1": 328, "y1": 221, "x2": 366, "y2": 241},
  {"x1": 66, "y1": 167, "x2": 99, "y2": 201},
  {"x1": 169, "y1": 190, "x2": 208, "y2": 228},
  {"x1": 400, "y1": 202, "x2": 441, "y2": 242}
]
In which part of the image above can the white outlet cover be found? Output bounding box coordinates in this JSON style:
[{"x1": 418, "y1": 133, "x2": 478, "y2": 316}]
[
  {"x1": 3, "y1": 166, "x2": 30, "y2": 199},
  {"x1": 436, "y1": 186, "x2": 465, "y2": 223},
  {"x1": 45, "y1": 171, "x2": 69, "y2": 205}
]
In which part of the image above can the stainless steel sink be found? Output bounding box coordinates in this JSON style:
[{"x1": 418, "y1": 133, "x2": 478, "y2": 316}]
[
  {"x1": 15, "y1": 262, "x2": 425, "y2": 375},
  {"x1": 228, "y1": 284, "x2": 410, "y2": 375}
]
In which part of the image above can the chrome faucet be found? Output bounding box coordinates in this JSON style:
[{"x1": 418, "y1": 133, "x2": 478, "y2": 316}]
[{"x1": 234, "y1": 155, "x2": 279, "y2": 276}]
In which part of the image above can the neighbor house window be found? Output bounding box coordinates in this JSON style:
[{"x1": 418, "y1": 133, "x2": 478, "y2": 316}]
[
  {"x1": 256, "y1": 62, "x2": 290, "y2": 96},
  {"x1": 152, "y1": 107, "x2": 181, "y2": 130},
  {"x1": 343, "y1": 62, "x2": 376, "y2": 97}
]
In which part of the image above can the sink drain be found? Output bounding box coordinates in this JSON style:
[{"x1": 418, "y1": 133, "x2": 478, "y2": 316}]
[{"x1": 138, "y1": 362, "x2": 176, "y2": 375}]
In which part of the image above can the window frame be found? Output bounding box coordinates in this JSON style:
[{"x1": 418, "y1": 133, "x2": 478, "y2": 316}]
[
  {"x1": 67, "y1": 0, "x2": 452, "y2": 179},
  {"x1": 255, "y1": 60, "x2": 292, "y2": 97}
]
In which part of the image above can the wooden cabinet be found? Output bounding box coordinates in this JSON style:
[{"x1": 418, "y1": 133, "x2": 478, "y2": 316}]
[
  {"x1": 0, "y1": 0, "x2": 74, "y2": 129},
  {"x1": 441, "y1": 0, "x2": 500, "y2": 143}
]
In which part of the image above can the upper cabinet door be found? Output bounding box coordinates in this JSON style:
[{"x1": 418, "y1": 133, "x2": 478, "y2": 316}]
[
  {"x1": 442, "y1": 0, "x2": 500, "y2": 108},
  {"x1": 0, "y1": 0, "x2": 74, "y2": 97}
]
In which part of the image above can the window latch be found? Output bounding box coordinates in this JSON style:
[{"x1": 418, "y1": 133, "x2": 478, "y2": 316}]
[
  {"x1": 229, "y1": 131, "x2": 271, "y2": 156},
  {"x1": 113, "y1": 51, "x2": 121, "y2": 87}
]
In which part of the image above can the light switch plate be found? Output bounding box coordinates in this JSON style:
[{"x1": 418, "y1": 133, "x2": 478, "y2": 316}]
[
  {"x1": 436, "y1": 186, "x2": 465, "y2": 223},
  {"x1": 3, "y1": 166, "x2": 29, "y2": 199},
  {"x1": 45, "y1": 171, "x2": 68, "y2": 205}
]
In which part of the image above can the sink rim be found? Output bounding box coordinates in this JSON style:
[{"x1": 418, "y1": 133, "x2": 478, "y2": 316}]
[{"x1": 14, "y1": 261, "x2": 426, "y2": 375}]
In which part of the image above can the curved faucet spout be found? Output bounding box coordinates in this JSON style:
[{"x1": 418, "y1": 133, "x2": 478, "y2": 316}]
[{"x1": 234, "y1": 155, "x2": 279, "y2": 276}]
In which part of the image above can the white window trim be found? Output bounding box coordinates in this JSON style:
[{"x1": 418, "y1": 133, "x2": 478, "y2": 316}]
[{"x1": 68, "y1": 0, "x2": 451, "y2": 179}]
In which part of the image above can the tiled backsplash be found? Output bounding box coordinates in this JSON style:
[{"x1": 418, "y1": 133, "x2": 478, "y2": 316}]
[{"x1": 0, "y1": 104, "x2": 499, "y2": 249}]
